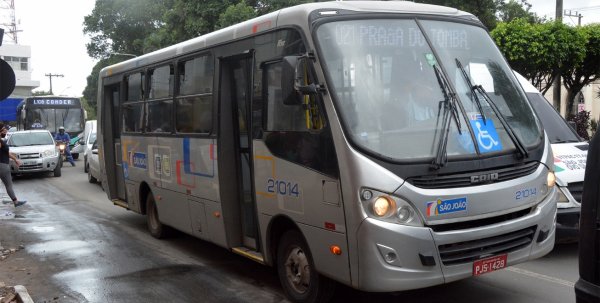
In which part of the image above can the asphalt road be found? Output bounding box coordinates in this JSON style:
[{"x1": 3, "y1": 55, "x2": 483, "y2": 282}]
[{"x1": 0, "y1": 163, "x2": 579, "y2": 303}]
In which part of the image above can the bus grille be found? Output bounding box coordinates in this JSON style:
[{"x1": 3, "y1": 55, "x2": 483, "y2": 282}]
[
  {"x1": 567, "y1": 181, "x2": 583, "y2": 203},
  {"x1": 409, "y1": 162, "x2": 539, "y2": 189},
  {"x1": 438, "y1": 226, "x2": 537, "y2": 266}
]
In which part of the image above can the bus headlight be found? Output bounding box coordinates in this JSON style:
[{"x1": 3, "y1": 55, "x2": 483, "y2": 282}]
[
  {"x1": 361, "y1": 188, "x2": 423, "y2": 227},
  {"x1": 547, "y1": 171, "x2": 556, "y2": 188},
  {"x1": 373, "y1": 196, "x2": 395, "y2": 217}
]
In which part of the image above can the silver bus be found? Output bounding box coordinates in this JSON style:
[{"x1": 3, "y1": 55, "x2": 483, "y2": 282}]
[{"x1": 97, "y1": 2, "x2": 557, "y2": 302}]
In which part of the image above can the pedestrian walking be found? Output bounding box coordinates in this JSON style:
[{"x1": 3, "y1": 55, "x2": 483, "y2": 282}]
[{"x1": 0, "y1": 123, "x2": 26, "y2": 207}]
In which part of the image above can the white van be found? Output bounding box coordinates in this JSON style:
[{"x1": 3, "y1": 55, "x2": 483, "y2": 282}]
[
  {"x1": 81, "y1": 120, "x2": 97, "y2": 173},
  {"x1": 515, "y1": 72, "x2": 586, "y2": 243}
]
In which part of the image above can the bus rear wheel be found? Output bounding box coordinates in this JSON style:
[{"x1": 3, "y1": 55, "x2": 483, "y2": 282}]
[
  {"x1": 146, "y1": 193, "x2": 169, "y2": 238},
  {"x1": 277, "y1": 230, "x2": 335, "y2": 303}
]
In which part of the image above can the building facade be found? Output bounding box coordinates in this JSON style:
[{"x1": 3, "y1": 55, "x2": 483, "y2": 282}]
[{"x1": 0, "y1": 43, "x2": 40, "y2": 123}]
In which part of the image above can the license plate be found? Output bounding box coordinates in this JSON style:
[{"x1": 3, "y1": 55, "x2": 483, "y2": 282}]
[
  {"x1": 23, "y1": 160, "x2": 37, "y2": 166},
  {"x1": 473, "y1": 254, "x2": 507, "y2": 276}
]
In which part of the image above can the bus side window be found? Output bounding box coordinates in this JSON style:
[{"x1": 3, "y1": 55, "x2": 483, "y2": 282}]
[
  {"x1": 147, "y1": 64, "x2": 174, "y2": 133},
  {"x1": 176, "y1": 54, "x2": 214, "y2": 134},
  {"x1": 264, "y1": 62, "x2": 306, "y2": 131}
]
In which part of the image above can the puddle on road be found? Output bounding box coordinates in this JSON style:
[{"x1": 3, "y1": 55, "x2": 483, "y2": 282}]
[
  {"x1": 31, "y1": 226, "x2": 56, "y2": 233},
  {"x1": 27, "y1": 240, "x2": 93, "y2": 256}
]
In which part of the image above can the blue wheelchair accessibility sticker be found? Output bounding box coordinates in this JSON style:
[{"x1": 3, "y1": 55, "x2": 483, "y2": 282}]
[{"x1": 469, "y1": 118, "x2": 502, "y2": 153}]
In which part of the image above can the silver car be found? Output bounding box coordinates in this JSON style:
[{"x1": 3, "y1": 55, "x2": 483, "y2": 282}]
[
  {"x1": 8, "y1": 130, "x2": 62, "y2": 177},
  {"x1": 87, "y1": 140, "x2": 101, "y2": 184}
]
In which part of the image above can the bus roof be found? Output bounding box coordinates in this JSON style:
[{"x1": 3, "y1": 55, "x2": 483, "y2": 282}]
[{"x1": 100, "y1": 1, "x2": 475, "y2": 77}]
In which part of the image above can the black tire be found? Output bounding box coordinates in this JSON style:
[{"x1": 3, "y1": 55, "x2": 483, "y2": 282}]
[
  {"x1": 277, "y1": 230, "x2": 336, "y2": 303},
  {"x1": 53, "y1": 163, "x2": 62, "y2": 177},
  {"x1": 146, "y1": 193, "x2": 170, "y2": 238},
  {"x1": 88, "y1": 167, "x2": 97, "y2": 183},
  {"x1": 84, "y1": 157, "x2": 88, "y2": 173},
  {"x1": 73, "y1": 153, "x2": 79, "y2": 160}
]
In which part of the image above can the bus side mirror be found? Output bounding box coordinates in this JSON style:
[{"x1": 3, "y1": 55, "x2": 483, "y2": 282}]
[{"x1": 282, "y1": 56, "x2": 301, "y2": 105}]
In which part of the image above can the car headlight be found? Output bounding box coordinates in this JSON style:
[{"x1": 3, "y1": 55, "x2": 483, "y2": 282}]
[
  {"x1": 556, "y1": 187, "x2": 570, "y2": 203},
  {"x1": 361, "y1": 188, "x2": 423, "y2": 227},
  {"x1": 43, "y1": 149, "x2": 56, "y2": 157}
]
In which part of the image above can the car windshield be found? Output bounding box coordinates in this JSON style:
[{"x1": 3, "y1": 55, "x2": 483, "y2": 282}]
[
  {"x1": 9, "y1": 132, "x2": 54, "y2": 147},
  {"x1": 316, "y1": 19, "x2": 542, "y2": 161},
  {"x1": 527, "y1": 93, "x2": 581, "y2": 143},
  {"x1": 89, "y1": 132, "x2": 97, "y2": 144}
]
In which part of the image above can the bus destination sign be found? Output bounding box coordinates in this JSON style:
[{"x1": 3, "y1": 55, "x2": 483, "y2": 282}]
[{"x1": 32, "y1": 99, "x2": 77, "y2": 106}]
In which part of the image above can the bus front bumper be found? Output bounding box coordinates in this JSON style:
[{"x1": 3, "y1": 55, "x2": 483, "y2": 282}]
[{"x1": 355, "y1": 188, "x2": 557, "y2": 292}]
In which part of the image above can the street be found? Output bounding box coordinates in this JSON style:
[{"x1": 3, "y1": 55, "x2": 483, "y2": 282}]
[{"x1": 0, "y1": 162, "x2": 579, "y2": 303}]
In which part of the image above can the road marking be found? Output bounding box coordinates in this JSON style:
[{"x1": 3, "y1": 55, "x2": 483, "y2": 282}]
[{"x1": 507, "y1": 266, "x2": 575, "y2": 288}]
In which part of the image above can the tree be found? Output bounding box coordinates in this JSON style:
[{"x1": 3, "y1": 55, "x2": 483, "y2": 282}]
[
  {"x1": 83, "y1": 0, "x2": 172, "y2": 59},
  {"x1": 562, "y1": 24, "x2": 600, "y2": 117},
  {"x1": 491, "y1": 20, "x2": 586, "y2": 99},
  {"x1": 217, "y1": 2, "x2": 258, "y2": 29},
  {"x1": 32, "y1": 90, "x2": 52, "y2": 96},
  {"x1": 496, "y1": 0, "x2": 543, "y2": 23},
  {"x1": 82, "y1": 57, "x2": 129, "y2": 115}
]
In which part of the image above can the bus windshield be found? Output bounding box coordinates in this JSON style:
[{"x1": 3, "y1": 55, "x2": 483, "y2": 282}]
[
  {"x1": 26, "y1": 108, "x2": 84, "y2": 133},
  {"x1": 316, "y1": 19, "x2": 542, "y2": 161}
]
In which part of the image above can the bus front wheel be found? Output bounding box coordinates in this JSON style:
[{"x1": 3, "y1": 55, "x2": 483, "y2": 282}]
[
  {"x1": 277, "y1": 230, "x2": 335, "y2": 303},
  {"x1": 146, "y1": 193, "x2": 169, "y2": 239}
]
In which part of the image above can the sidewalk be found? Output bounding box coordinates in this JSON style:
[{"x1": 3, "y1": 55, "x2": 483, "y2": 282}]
[{"x1": 0, "y1": 189, "x2": 34, "y2": 303}]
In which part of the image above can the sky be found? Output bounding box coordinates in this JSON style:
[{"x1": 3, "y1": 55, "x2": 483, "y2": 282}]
[
  {"x1": 3, "y1": 0, "x2": 600, "y2": 98},
  {"x1": 12, "y1": 0, "x2": 96, "y2": 97}
]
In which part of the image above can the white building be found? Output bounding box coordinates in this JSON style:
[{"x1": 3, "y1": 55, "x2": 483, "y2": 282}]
[
  {"x1": 0, "y1": 43, "x2": 40, "y2": 123},
  {"x1": 0, "y1": 43, "x2": 39, "y2": 96}
]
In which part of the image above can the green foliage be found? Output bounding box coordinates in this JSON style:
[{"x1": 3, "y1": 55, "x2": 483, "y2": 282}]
[
  {"x1": 562, "y1": 24, "x2": 600, "y2": 117},
  {"x1": 491, "y1": 20, "x2": 586, "y2": 98},
  {"x1": 567, "y1": 110, "x2": 592, "y2": 141},
  {"x1": 83, "y1": 0, "x2": 172, "y2": 59},
  {"x1": 591, "y1": 118, "x2": 598, "y2": 137},
  {"x1": 496, "y1": 0, "x2": 543, "y2": 24},
  {"x1": 32, "y1": 90, "x2": 52, "y2": 96},
  {"x1": 82, "y1": 57, "x2": 128, "y2": 114},
  {"x1": 217, "y1": 2, "x2": 258, "y2": 29}
]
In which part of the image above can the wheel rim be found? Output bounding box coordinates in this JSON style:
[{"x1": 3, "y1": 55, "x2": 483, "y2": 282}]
[{"x1": 284, "y1": 246, "x2": 311, "y2": 294}]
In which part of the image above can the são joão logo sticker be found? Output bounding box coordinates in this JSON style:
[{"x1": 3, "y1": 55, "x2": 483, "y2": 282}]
[{"x1": 426, "y1": 197, "x2": 468, "y2": 217}]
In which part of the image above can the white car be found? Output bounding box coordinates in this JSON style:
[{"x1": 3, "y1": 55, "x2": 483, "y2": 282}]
[
  {"x1": 515, "y1": 71, "x2": 586, "y2": 243},
  {"x1": 87, "y1": 140, "x2": 101, "y2": 184},
  {"x1": 82, "y1": 120, "x2": 97, "y2": 173},
  {"x1": 8, "y1": 130, "x2": 62, "y2": 177}
]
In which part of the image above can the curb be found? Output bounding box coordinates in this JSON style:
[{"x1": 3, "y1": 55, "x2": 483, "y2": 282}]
[{"x1": 14, "y1": 285, "x2": 34, "y2": 303}]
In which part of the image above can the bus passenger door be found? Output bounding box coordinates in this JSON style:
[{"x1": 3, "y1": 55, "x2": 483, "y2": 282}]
[
  {"x1": 102, "y1": 83, "x2": 127, "y2": 202},
  {"x1": 218, "y1": 53, "x2": 259, "y2": 251}
]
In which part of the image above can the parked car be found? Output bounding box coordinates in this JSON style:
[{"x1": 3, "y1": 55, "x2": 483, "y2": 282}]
[
  {"x1": 87, "y1": 140, "x2": 101, "y2": 184},
  {"x1": 70, "y1": 132, "x2": 84, "y2": 159},
  {"x1": 515, "y1": 71, "x2": 586, "y2": 243},
  {"x1": 81, "y1": 120, "x2": 97, "y2": 173},
  {"x1": 7, "y1": 130, "x2": 62, "y2": 177}
]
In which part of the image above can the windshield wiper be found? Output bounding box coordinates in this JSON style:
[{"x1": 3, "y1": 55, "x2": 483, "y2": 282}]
[
  {"x1": 456, "y1": 59, "x2": 487, "y2": 124},
  {"x1": 431, "y1": 64, "x2": 462, "y2": 170},
  {"x1": 455, "y1": 59, "x2": 528, "y2": 159}
]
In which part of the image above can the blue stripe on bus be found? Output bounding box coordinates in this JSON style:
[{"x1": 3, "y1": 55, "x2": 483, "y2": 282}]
[{"x1": 183, "y1": 137, "x2": 215, "y2": 178}]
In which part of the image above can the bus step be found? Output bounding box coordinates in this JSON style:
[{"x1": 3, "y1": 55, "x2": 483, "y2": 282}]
[
  {"x1": 112, "y1": 199, "x2": 129, "y2": 209},
  {"x1": 232, "y1": 247, "x2": 264, "y2": 264}
]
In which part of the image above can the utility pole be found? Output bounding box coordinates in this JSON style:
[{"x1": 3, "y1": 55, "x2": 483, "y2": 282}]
[
  {"x1": 45, "y1": 73, "x2": 63, "y2": 95},
  {"x1": 552, "y1": 0, "x2": 563, "y2": 113},
  {"x1": 564, "y1": 9, "x2": 583, "y2": 26}
]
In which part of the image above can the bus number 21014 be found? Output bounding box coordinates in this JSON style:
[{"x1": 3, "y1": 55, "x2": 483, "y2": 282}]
[{"x1": 267, "y1": 178, "x2": 300, "y2": 197}]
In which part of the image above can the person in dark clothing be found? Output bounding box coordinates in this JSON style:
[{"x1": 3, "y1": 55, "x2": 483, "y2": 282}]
[
  {"x1": 54, "y1": 126, "x2": 75, "y2": 166},
  {"x1": 0, "y1": 123, "x2": 26, "y2": 207}
]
